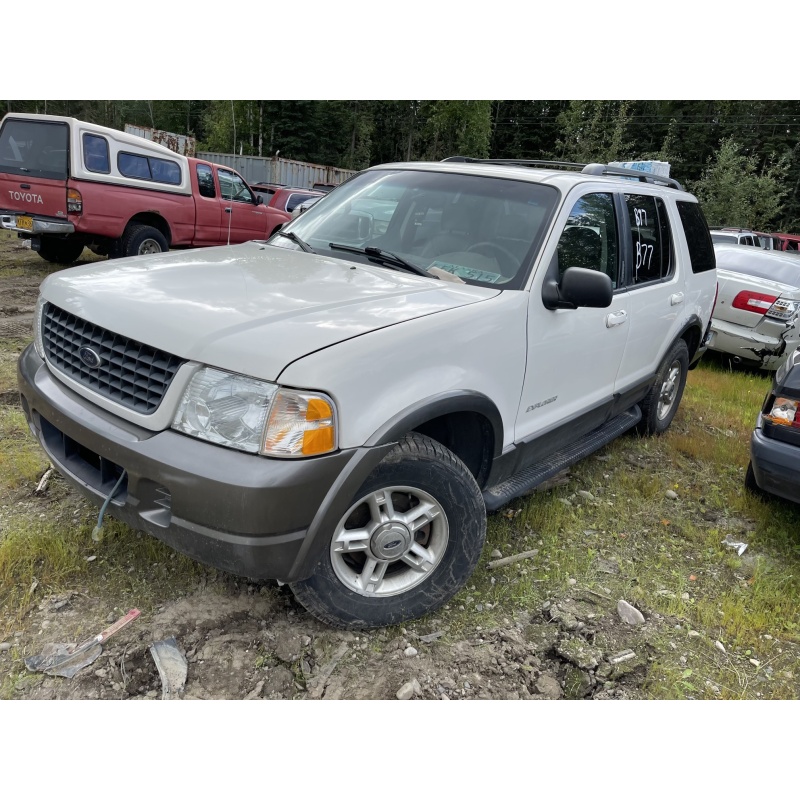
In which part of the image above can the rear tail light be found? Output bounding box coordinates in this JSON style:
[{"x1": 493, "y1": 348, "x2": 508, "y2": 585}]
[
  {"x1": 731, "y1": 290, "x2": 799, "y2": 320},
  {"x1": 67, "y1": 188, "x2": 82, "y2": 214},
  {"x1": 765, "y1": 396, "x2": 800, "y2": 427}
]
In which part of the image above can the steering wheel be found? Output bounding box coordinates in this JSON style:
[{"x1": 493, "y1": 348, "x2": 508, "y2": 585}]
[{"x1": 465, "y1": 241, "x2": 520, "y2": 276}]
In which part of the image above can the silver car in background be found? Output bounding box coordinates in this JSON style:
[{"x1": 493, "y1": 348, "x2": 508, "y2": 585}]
[{"x1": 709, "y1": 244, "x2": 800, "y2": 370}]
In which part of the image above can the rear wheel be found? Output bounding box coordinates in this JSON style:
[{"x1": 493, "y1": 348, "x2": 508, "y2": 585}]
[
  {"x1": 638, "y1": 339, "x2": 689, "y2": 436},
  {"x1": 121, "y1": 224, "x2": 168, "y2": 257},
  {"x1": 36, "y1": 238, "x2": 85, "y2": 264},
  {"x1": 290, "y1": 433, "x2": 486, "y2": 629}
]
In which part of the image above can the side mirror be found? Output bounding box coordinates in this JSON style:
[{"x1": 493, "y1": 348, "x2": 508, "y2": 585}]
[
  {"x1": 255, "y1": 194, "x2": 264, "y2": 206},
  {"x1": 543, "y1": 264, "x2": 613, "y2": 310}
]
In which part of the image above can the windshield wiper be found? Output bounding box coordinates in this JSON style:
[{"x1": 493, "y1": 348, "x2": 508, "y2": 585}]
[
  {"x1": 328, "y1": 243, "x2": 432, "y2": 278},
  {"x1": 276, "y1": 230, "x2": 315, "y2": 253}
]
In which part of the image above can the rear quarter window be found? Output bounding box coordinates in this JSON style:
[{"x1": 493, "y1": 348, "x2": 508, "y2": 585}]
[
  {"x1": 676, "y1": 201, "x2": 716, "y2": 273},
  {"x1": 83, "y1": 133, "x2": 110, "y2": 174}
]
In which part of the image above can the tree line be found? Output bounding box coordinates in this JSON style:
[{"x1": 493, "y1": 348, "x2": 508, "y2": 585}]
[{"x1": 4, "y1": 99, "x2": 799, "y2": 232}]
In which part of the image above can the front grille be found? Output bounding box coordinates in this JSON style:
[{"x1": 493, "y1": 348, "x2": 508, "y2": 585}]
[{"x1": 42, "y1": 302, "x2": 185, "y2": 414}]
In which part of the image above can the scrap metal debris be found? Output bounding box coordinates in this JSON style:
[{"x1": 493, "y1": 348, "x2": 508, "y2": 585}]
[
  {"x1": 24, "y1": 609, "x2": 141, "y2": 678},
  {"x1": 149, "y1": 637, "x2": 188, "y2": 700},
  {"x1": 487, "y1": 549, "x2": 539, "y2": 570},
  {"x1": 722, "y1": 534, "x2": 748, "y2": 556},
  {"x1": 35, "y1": 465, "x2": 54, "y2": 494}
]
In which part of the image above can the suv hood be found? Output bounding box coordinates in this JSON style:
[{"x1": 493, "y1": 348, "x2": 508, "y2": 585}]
[{"x1": 41, "y1": 241, "x2": 498, "y2": 381}]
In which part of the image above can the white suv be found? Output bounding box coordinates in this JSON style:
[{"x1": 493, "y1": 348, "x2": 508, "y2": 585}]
[{"x1": 18, "y1": 157, "x2": 717, "y2": 629}]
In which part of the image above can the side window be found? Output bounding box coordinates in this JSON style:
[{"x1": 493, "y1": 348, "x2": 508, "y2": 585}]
[
  {"x1": 118, "y1": 152, "x2": 151, "y2": 180},
  {"x1": 557, "y1": 193, "x2": 618, "y2": 288},
  {"x1": 83, "y1": 133, "x2": 109, "y2": 174},
  {"x1": 625, "y1": 194, "x2": 673, "y2": 284},
  {"x1": 149, "y1": 157, "x2": 181, "y2": 185},
  {"x1": 676, "y1": 201, "x2": 715, "y2": 273},
  {"x1": 219, "y1": 169, "x2": 253, "y2": 203},
  {"x1": 196, "y1": 164, "x2": 216, "y2": 198},
  {"x1": 286, "y1": 193, "x2": 316, "y2": 212}
]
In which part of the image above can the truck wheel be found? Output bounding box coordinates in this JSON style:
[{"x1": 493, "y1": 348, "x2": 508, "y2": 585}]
[
  {"x1": 121, "y1": 224, "x2": 168, "y2": 257},
  {"x1": 37, "y1": 238, "x2": 85, "y2": 265},
  {"x1": 290, "y1": 433, "x2": 486, "y2": 629},
  {"x1": 638, "y1": 339, "x2": 689, "y2": 436}
]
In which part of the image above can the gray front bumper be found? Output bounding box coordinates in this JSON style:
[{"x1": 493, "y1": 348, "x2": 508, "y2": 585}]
[{"x1": 17, "y1": 345, "x2": 390, "y2": 581}]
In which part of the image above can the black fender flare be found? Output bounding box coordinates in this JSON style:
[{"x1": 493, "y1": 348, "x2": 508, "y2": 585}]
[
  {"x1": 286, "y1": 391, "x2": 504, "y2": 581},
  {"x1": 365, "y1": 389, "x2": 505, "y2": 458}
]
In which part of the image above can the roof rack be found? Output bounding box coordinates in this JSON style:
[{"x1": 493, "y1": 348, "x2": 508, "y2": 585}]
[{"x1": 441, "y1": 156, "x2": 684, "y2": 191}]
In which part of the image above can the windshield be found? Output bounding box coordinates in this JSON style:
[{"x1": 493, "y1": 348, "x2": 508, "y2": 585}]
[
  {"x1": 0, "y1": 119, "x2": 69, "y2": 180},
  {"x1": 271, "y1": 168, "x2": 559, "y2": 288}
]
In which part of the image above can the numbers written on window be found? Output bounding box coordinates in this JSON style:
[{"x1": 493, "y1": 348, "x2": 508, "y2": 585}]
[{"x1": 625, "y1": 194, "x2": 673, "y2": 284}]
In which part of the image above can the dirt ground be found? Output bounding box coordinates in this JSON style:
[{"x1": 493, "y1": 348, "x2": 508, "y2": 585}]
[{"x1": 1, "y1": 230, "x2": 798, "y2": 701}]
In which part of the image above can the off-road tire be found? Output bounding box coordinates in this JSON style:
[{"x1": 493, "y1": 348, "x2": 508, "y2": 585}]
[
  {"x1": 290, "y1": 432, "x2": 486, "y2": 629},
  {"x1": 121, "y1": 224, "x2": 168, "y2": 257},
  {"x1": 638, "y1": 339, "x2": 689, "y2": 436},
  {"x1": 37, "y1": 238, "x2": 85, "y2": 265}
]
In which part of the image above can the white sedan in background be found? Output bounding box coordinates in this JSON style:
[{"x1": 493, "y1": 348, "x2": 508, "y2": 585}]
[
  {"x1": 291, "y1": 196, "x2": 322, "y2": 218},
  {"x1": 709, "y1": 244, "x2": 800, "y2": 369}
]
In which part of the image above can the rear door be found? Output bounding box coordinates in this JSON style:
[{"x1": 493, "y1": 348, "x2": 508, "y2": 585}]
[
  {"x1": 0, "y1": 117, "x2": 69, "y2": 223},
  {"x1": 616, "y1": 192, "x2": 683, "y2": 390}
]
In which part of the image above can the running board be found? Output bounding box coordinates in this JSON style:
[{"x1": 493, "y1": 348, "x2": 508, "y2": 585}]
[{"x1": 483, "y1": 406, "x2": 641, "y2": 512}]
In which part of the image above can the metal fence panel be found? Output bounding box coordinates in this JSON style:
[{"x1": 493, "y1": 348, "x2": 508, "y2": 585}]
[{"x1": 196, "y1": 152, "x2": 356, "y2": 188}]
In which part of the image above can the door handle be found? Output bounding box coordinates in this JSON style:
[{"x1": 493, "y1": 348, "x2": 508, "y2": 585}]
[
  {"x1": 224, "y1": 207, "x2": 232, "y2": 214},
  {"x1": 605, "y1": 310, "x2": 628, "y2": 328},
  {"x1": 670, "y1": 292, "x2": 684, "y2": 305}
]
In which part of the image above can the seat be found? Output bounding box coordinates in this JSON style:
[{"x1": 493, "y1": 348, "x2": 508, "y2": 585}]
[
  {"x1": 557, "y1": 226, "x2": 602, "y2": 273},
  {"x1": 420, "y1": 201, "x2": 479, "y2": 259}
]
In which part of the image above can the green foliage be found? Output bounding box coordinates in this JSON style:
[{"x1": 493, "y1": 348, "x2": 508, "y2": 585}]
[
  {"x1": 689, "y1": 137, "x2": 789, "y2": 229},
  {"x1": 6, "y1": 99, "x2": 800, "y2": 229},
  {"x1": 555, "y1": 100, "x2": 635, "y2": 163},
  {"x1": 421, "y1": 100, "x2": 492, "y2": 160}
]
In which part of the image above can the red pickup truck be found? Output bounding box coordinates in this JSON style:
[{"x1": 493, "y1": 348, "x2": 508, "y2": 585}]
[{"x1": 0, "y1": 113, "x2": 292, "y2": 263}]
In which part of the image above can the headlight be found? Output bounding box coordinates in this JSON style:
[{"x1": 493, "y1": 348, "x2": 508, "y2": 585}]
[
  {"x1": 34, "y1": 295, "x2": 46, "y2": 358},
  {"x1": 172, "y1": 367, "x2": 337, "y2": 457},
  {"x1": 263, "y1": 388, "x2": 337, "y2": 457}
]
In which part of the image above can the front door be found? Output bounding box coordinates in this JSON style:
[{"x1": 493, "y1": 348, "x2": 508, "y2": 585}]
[
  {"x1": 517, "y1": 191, "x2": 630, "y2": 453},
  {"x1": 193, "y1": 163, "x2": 222, "y2": 245},
  {"x1": 216, "y1": 167, "x2": 269, "y2": 244}
]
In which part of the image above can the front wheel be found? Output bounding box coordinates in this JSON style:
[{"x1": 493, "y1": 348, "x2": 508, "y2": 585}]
[
  {"x1": 290, "y1": 433, "x2": 486, "y2": 629},
  {"x1": 638, "y1": 339, "x2": 689, "y2": 436}
]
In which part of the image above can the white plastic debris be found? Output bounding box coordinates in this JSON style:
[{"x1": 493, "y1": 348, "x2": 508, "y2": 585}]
[{"x1": 722, "y1": 534, "x2": 748, "y2": 556}]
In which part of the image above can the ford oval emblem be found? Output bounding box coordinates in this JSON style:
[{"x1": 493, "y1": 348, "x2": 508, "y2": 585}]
[{"x1": 78, "y1": 346, "x2": 102, "y2": 368}]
